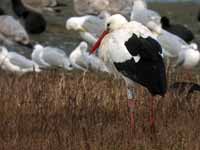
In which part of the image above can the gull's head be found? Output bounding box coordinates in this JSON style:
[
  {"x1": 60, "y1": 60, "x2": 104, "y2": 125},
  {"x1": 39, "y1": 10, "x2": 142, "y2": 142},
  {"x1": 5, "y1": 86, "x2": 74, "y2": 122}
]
[
  {"x1": 98, "y1": 11, "x2": 111, "y2": 20},
  {"x1": 0, "y1": 46, "x2": 8, "y2": 54},
  {"x1": 64, "y1": 59, "x2": 73, "y2": 71},
  {"x1": 133, "y1": 0, "x2": 147, "y2": 9},
  {"x1": 189, "y1": 43, "x2": 198, "y2": 50},
  {"x1": 105, "y1": 14, "x2": 128, "y2": 32},
  {"x1": 0, "y1": 46, "x2": 8, "y2": 60},
  {"x1": 66, "y1": 17, "x2": 86, "y2": 32},
  {"x1": 34, "y1": 44, "x2": 44, "y2": 51},
  {"x1": 182, "y1": 48, "x2": 200, "y2": 69},
  {"x1": 161, "y1": 16, "x2": 170, "y2": 28},
  {"x1": 79, "y1": 41, "x2": 88, "y2": 52}
]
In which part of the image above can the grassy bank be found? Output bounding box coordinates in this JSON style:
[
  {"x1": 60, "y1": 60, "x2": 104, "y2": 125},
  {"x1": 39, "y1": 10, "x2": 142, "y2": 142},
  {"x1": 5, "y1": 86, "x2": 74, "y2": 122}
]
[{"x1": 0, "y1": 69, "x2": 199, "y2": 150}]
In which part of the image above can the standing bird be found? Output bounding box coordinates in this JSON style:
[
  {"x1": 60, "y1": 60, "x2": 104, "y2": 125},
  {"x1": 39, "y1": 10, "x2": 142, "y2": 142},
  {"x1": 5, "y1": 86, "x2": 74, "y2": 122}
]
[
  {"x1": 69, "y1": 41, "x2": 109, "y2": 72},
  {"x1": 161, "y1": 16, "x2": 194, "y2": 43},
  {"x1": 11, "y1": 0, "x2": 47, "y2": 34},
  {"x1": 66, "y1": 12, "x2": 110, "y2": 45},
  {"x1": 32, "y1": 44, "x2": 73, "y2": 70},
  {"x1": 130, "y1": 0, "x2": 162, "y2": 35},
  {"x1": 91, "y1": 14, "x2": 167, "y2": 130},
  {"x1": 69, "y1": 42, "x2": 89, "y2": 71},
  {"x1": 0, "y1": 8, "x2": 30, "y2": 46},
  {"x1": 0, "y1": 46, "x2": 40, "y2": 73},
  {"x1": 157, "y1": 29, "x2": 200, "y2": 69}
]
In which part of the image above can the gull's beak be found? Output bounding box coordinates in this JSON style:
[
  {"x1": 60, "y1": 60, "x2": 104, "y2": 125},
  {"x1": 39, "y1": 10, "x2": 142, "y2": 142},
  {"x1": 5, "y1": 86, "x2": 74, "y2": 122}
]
[
  {"x1": 78, "y1": 27, "x2": 87, "y2": 32},
  {"x1": 90, "y1": 30, "x2": 109, "y2": 54}
]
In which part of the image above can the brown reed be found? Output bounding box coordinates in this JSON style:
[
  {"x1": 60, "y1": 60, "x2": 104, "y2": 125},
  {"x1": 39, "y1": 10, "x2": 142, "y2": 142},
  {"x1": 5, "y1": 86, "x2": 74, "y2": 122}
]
[{"x1": 0, "y1": 69, "x2": 199, "y2": 150}]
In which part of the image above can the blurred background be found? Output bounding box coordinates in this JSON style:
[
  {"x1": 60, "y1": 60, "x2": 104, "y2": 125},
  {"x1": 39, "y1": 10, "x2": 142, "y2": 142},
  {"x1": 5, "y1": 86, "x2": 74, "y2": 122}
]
[{"x1": 0, "y1": 0, "x2": 199, "y2": 56}]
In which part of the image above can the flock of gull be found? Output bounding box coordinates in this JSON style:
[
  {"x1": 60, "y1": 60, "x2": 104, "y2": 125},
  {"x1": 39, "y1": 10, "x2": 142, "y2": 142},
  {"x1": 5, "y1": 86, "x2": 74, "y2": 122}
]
[
  {"x1": 0, "y1": 0, "x2": 110, "y2": 74},
  {"x1": 0, "y1": 0, "x2": 200, "y2": 130},
  {"x1": 0, "y1": 0, "x2": 199, "y2": 74}
]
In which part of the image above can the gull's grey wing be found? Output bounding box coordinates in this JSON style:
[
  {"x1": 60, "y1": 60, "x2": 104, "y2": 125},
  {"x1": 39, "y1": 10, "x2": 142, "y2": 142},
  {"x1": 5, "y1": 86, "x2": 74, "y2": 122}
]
[
  {"x1": 82, "y1": 16, "x2": 105, "y2": 36},
  {"x1": 8, "y1": 52, "x2": 35, "y2": 68},
  {"x1": 42, "y1": 48, "x2": 67, "y2": 67}
]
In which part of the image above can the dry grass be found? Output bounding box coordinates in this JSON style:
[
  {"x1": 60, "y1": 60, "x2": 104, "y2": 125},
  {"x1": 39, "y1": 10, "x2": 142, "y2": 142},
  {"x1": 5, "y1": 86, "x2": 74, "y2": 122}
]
[{"x1": 0, "y1": 69, "x2": 199, "y2": 150}]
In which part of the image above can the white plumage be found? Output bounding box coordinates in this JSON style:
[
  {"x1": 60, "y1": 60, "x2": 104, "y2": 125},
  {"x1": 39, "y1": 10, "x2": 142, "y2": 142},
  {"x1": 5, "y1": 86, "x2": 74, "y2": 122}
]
[
  {"x1": 130, "y1": 0, "x2": 162, "y2": 34},
  {"x1": 69, "y1": 42, "x2": 89, "y2": 70},
  {"x1": 32, "y1": 44, "x2": 73, "y2": 70},
  {"x1": 157, "y1": 29, "x2": 200, "y2": 69},
  {"x1": 98, "y1": 15, "x2": 157, "y2": 72},
  {"x1": 69, "y1": 41, "x2": 109, "y2": 72},
  {"x1": 0, "y1": 46, "x2": 40, "y2": 73},
  {"x1": 66, "y1": 13, "x2": 110, "y2": 45},
  {"x1": 0, "y1": 15, "x2": 30, "y2": 45},
  {"x1": 129, "y1": 0, "x2": 200, "y2": 69},
  {"x1": 91, "y1": 14, "x2": 167, "y2": 130}
]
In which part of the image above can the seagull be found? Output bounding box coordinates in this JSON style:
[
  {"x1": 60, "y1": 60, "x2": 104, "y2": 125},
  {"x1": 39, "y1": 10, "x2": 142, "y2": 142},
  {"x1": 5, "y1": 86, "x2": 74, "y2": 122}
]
[
  {"x1": 11, "y1": 0, "x2": 47, "y2": 34},
  {"x1": 69, "y1": 42, "x2": 89, "y2": 71},
  {"x1": 0, "y1": 9, "x2": 30, "y2": 46},
  {"x1": 91, "y1": 14, "x2": 167, "y2": 130},
  {"x1": 32, "y1": 44, "x2": 73, "y2": 70},
  {"x1": 66, "y1": 12, "x2": 110, "y2": 45},
  {"x1": 0, "y1": 46, "x2": 40, "y2": 73},
  {"x1": 129, "y1": 0, "x2": 199, "y2": 68},
  {"x1": 86, "y1": 53, "x2": 110, "y2": 73},
  {"x1": 130, "y1": 0, "x2": 162, "y2": 35},
  {"x1": 69, "y1": 41, "x2": 109, "y2": 72},
  {"x1": 160, "y1": 16, "x2": 194, "y2": 43},
  {"x1": 157, "y1": 29, "x2": 200, "y2": 69}
]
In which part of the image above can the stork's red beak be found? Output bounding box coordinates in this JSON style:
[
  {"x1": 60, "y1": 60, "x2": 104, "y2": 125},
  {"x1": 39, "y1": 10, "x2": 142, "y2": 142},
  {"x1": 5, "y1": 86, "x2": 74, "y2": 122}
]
[{"x1": 90, "y1": 30, "x2": 109, "y2": 54}]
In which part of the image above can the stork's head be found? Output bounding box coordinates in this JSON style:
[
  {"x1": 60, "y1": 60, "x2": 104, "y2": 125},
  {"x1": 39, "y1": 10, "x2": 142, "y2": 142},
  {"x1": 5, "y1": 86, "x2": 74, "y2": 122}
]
[
  {"x1": 105, "y1": 14, "x2": 128, "y2": 32},
  {"x1": 90, "y1": 14, "x2": 128, "y2": 54},
  {"x1": 182, "y1": 48, "x2": 200, "y2": 69},
  {"x1": 66, "y1": 17, "x2": 86, "y2": 32}
]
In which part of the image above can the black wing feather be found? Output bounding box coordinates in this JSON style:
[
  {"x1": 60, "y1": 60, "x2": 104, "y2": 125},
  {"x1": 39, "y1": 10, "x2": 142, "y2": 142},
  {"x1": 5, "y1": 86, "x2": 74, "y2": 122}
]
[{"x1": 115, "y1": 34, "x2": 167, "y2": 96}]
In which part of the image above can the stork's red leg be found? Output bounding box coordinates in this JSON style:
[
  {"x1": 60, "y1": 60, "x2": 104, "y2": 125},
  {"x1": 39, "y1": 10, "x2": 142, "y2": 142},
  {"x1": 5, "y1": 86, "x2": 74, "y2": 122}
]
[
  {"x1": 128, "y1": 99, "x2": 135, "y2": 130},
  {"x1": 150, "y1": 96, "x2": 155, "y2": 132}
]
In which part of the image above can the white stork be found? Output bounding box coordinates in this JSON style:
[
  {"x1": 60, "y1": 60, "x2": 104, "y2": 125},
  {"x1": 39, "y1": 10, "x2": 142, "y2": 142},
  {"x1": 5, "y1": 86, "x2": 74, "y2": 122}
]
[{"x1": 91, "y1": 14, "x2": 167, "y2": 130}]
